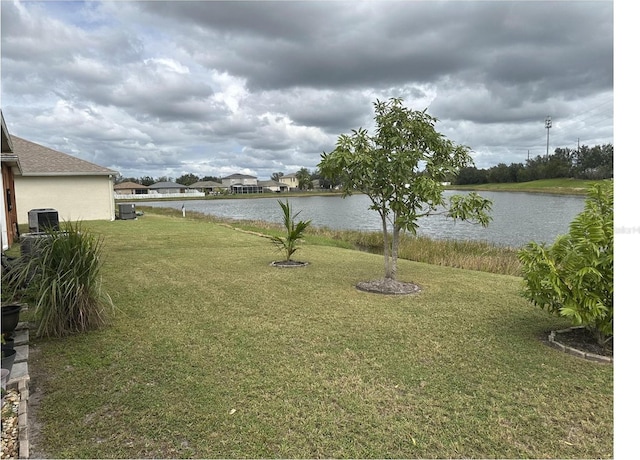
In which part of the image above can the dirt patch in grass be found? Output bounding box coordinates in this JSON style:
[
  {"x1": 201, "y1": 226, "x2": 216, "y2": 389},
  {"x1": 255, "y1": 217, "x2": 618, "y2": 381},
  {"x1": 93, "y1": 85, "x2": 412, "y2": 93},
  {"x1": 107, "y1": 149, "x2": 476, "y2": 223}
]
[
  {"x1": 356, "y1": 278, "x2": 421, "y2": 295},
  {"x1": 270, "y1": 260, "x2": 309, "y2": 268}
]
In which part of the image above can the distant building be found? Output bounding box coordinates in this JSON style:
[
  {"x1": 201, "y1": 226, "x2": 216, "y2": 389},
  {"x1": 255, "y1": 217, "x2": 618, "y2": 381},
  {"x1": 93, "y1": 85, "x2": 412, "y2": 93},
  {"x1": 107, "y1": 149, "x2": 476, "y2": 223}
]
[
  {"x1": 189, "y1": 180, "x2": 225, "y2": 194},
  {"x1": 258, "y1": 180, "x2": 288, "y2": 193},
  {"x1": 280, "y1": 173, "x2": 299, "y2": 190},
  {"x1": 148, "y1": 181, "x2": 188, "y2": 194},
  {"x1": 221, "y1": 174, "x2": 262, "y2": 194},
  {"x1": 114, "y1": 181, "x2": 149, "y2": 195}
]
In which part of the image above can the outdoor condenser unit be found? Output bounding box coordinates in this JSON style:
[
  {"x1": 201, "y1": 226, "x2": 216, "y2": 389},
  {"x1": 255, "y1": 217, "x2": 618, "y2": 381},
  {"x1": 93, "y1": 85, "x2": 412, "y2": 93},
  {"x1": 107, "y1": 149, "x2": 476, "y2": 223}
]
[
  {"x1": 28, "y1": 208, "x2": 60, "y2": 233},
  {"x1": 118, "y1": 203, "x2": 136, "y2": 220}
]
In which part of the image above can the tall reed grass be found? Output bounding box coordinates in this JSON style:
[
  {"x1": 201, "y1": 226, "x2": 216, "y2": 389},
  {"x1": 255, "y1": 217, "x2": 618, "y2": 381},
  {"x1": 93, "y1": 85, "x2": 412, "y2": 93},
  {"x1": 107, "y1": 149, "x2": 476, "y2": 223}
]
[{"x1": 311, "y1": 228, "x2": 521, "y2": 276}]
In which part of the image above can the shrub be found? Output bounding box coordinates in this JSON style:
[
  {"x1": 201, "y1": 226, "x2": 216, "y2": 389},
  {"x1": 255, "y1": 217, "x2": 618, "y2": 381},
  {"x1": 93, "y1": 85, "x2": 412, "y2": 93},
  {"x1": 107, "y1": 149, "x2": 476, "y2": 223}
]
[
  {"x1": 269, "y1": 200, "x2": 311, "y2": 262},
  {"x1": 3, "y1": 221, "x2": 113, "y2": 338},
  {"x1": 518, "y1": 181, "x2": 613, "y2": 345}
]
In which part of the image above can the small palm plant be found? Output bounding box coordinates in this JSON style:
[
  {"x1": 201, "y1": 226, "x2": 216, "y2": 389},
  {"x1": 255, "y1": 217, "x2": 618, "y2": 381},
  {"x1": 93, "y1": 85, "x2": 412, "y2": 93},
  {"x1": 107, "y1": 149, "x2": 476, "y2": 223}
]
[{"x1": 270, "y1": 199, "x2": 311, "y2": 263}]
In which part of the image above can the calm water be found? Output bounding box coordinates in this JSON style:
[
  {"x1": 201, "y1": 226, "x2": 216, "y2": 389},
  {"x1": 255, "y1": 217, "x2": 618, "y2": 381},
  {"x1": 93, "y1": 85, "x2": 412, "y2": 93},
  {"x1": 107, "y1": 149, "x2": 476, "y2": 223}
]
[{"x1": 142, "y1": 191, "x2": 586, "y2": 248}]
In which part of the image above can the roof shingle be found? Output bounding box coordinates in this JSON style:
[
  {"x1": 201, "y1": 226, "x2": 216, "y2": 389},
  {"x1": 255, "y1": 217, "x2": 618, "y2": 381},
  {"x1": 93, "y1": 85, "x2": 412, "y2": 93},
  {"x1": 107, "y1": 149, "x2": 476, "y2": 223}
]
[{"x1": 10, "y1": 135, "x2": 117, "y2": 176}]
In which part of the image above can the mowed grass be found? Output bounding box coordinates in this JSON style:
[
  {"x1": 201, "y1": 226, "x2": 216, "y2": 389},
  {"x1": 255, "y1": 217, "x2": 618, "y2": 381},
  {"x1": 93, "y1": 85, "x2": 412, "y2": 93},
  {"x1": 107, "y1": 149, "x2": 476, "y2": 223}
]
[
  {"x1": 28, "y1": 213, "x2": 612, "y2": 458},
  {"x1": 449, "y1": 178, "x2": 604, "y2": 195},
  {"x1": 138, "y1": 206, "x2": 522, "y2": 276}
]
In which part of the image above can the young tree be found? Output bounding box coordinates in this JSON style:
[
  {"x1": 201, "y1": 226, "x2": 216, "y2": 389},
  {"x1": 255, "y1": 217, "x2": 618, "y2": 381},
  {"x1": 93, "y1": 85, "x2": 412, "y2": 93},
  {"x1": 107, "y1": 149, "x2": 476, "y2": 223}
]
[
  {"x1": 318, "y1": 98, "x2": 492, "y2": 287},
  {"x1": 518, "y1": 181, "x2": 613, "y2": 345}
]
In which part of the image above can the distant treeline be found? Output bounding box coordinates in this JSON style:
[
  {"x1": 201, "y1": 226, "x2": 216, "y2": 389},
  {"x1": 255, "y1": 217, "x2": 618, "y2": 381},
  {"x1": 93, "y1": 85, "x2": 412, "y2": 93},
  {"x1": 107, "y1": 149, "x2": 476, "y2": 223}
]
[
  {"x1": 115, "y1": 144, "x2": 613, "y2": 187},
  {"x1": 456, "y1": 144, "x2": 613, "y2": 185},
  {"x1": 115, "y1": 173, "x2": 218, "y2": 186}
]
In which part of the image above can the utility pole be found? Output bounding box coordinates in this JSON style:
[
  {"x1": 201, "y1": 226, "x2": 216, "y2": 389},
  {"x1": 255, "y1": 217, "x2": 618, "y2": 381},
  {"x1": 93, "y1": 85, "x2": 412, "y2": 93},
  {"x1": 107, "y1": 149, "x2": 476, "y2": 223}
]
[{"x1": 545, "y1": 116, "x2": 552, "y2": 157}]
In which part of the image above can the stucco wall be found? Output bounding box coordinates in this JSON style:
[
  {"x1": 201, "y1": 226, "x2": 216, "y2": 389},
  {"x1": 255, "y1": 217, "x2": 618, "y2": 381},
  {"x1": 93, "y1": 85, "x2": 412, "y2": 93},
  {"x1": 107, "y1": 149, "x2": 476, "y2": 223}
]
[{"x1": 14, "y1": 175, "x2": 115, "y2": 225}]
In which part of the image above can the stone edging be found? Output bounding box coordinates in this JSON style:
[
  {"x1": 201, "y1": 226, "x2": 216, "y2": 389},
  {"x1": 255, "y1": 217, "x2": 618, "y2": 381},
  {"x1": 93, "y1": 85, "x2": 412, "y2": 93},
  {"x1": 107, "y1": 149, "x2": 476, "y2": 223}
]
[
  {"x1": 548, "y1": 326, "x2": 612, "y2": 364},
  {"x1": 6, "y1": 321, "x2": 30, "y2": 459}
]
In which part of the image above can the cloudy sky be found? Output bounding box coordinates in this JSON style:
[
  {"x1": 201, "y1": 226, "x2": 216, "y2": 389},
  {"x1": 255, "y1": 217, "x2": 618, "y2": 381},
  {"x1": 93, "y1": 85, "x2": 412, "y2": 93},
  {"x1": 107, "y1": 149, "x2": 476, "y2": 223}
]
[{"x1": 1, "y1": 0, "x2": 615, "y2": 181}]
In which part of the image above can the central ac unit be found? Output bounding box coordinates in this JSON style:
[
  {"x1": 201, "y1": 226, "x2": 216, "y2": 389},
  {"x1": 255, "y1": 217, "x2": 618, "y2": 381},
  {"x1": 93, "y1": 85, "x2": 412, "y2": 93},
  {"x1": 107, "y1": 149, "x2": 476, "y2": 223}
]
[
  {"x1": 118, "y1": 203, "x2": 136, "y2": 220},
  {"x1": 27, "y1": 208, "x2": 59, "y2": 233}
]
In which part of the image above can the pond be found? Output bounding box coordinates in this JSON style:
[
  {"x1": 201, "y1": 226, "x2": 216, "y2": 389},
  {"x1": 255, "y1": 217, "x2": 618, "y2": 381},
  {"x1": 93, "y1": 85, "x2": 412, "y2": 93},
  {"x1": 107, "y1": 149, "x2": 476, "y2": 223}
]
[{"x1": 141, "y1": 191, "x2": 586, "y2": 248}]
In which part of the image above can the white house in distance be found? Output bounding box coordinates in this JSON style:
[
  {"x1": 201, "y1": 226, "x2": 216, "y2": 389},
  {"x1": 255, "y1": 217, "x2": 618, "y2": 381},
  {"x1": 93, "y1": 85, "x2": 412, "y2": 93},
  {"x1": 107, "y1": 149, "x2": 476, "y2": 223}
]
[
  {"x1": 9, "y1": 135, "x2": 118, "y2": 226},
  {"x1": 148, "y1": 181, "x2": 189, "y2": 194},
  {"x1": 258, "y1": 180, "x2": 288, "y2": 193}
]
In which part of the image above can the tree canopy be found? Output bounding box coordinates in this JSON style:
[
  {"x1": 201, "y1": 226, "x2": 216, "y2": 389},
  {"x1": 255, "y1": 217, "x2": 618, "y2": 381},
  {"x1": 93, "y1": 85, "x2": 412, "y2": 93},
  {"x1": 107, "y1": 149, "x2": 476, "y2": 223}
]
[{"x1": 319, "y1": 97, "x2": 491, "y2": 285}]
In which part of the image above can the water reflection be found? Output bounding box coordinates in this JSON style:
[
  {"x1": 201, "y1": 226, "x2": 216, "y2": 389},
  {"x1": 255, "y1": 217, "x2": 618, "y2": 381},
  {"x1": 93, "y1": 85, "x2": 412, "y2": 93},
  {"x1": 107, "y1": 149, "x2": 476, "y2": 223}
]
[{"x1": 142, "y1": 191, "x2": 585, "y2": 248}]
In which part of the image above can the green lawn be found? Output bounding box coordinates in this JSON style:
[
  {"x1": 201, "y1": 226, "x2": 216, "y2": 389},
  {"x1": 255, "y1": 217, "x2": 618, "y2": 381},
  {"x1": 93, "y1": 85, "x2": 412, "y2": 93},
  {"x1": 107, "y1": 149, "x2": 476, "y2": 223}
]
[
  {"x1": 448, "y1": 178, "x2": 605, "y2": 195},
  {"x1": 28, "y1": 212, "x2": 613, "y2": 458}
]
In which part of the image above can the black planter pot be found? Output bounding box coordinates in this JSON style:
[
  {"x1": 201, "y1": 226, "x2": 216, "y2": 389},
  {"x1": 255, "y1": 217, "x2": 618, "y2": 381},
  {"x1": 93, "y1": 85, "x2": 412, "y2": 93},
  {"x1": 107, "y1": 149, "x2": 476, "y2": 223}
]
[
  {"x1": 1, "y1": 304, "x2": 22, "y2": 335},
  {"x1": 1, "y1": 346, "x2": 16, "y2": 376}
]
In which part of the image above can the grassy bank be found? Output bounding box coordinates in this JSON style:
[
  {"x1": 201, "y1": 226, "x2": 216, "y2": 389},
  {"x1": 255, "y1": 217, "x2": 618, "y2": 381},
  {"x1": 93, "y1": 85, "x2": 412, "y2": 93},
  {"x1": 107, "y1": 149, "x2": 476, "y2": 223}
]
[
  {"x1": 448, "y1": 178, "x2": 605, "y2": 195},
  {"x1": 138, "y1": 206, "x2": 522, "y2": 276},
  {"x1": 27, "y1": 212, "x2": 612, "y2": 458}
]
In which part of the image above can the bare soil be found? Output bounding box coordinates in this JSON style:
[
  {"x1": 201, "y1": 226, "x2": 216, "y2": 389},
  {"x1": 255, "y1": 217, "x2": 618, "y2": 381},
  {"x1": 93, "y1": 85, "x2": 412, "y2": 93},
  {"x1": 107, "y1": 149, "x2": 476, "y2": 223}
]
[
  {"x1": 356, "y1": 278, "x2": 421, "y2": 295},
  {"x1": 270, "y1": 260, "x2": 309, "y2": 268}
]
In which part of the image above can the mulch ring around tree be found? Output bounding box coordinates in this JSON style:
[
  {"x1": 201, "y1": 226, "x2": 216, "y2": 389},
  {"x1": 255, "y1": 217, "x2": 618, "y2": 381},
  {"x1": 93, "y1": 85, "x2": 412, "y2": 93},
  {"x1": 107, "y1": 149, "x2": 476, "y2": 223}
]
[
  {"x1": 356, "y1": 278, "x2": 421, "y2": 295},
  {"x1": 545, "y1": 326, "x2": 613, "y2": 362},
  {"x1": 270, "y1": 260, "x2": 309, "y2": 268}
]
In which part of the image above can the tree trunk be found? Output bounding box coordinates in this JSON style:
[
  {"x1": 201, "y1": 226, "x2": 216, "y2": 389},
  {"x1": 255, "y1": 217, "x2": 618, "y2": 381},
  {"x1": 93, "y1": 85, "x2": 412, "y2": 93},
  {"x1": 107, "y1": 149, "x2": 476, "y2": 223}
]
[
  {"x1": 389, "y1": 222, "x2": 400, "y2": 280},
  {"x1": 381, "y1": 214, "x2": 392, "y2": 279}
]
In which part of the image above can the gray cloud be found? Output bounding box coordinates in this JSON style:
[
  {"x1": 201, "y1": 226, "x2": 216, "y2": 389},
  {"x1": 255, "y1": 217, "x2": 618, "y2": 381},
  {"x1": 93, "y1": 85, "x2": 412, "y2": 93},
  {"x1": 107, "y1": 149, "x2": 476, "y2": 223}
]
[{"x1": 1, "y1": 0, "x2": 614, "y2": 179}]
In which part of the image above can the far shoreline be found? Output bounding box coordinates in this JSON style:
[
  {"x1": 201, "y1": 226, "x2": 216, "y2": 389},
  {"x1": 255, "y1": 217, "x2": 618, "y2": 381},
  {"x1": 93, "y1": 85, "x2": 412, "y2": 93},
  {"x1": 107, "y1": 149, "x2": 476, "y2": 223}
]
[{"x1": 116, "y1": 178, "x2": 604, "y2": 203}]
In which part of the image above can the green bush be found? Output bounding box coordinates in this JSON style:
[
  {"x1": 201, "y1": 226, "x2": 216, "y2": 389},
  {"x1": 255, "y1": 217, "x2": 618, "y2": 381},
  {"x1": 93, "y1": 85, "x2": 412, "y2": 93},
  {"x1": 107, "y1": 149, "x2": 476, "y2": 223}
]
[
  {"x1": 518, "y1": 181, "x2": 613, "y2": 345},
  {"x1": 269, "y1": 199, "x2": 311, "y2": 262},
  {"x1": 3, "y1": 221, "x2": 114, "y2": 338}
]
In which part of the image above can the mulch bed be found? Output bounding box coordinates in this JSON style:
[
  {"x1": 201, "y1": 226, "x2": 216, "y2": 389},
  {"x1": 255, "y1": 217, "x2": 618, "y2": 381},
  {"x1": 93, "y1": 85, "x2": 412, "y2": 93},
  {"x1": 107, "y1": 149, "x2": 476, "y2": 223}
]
[
  {"x1": 551, "y1": 327, "x2": 613, "y2": 358},
  {"x1": 270, "y1": 260, "x2": 309, "y2": 268},
  {"x1": 356, "y1": 278, "x2": 421, "y2": 295}
]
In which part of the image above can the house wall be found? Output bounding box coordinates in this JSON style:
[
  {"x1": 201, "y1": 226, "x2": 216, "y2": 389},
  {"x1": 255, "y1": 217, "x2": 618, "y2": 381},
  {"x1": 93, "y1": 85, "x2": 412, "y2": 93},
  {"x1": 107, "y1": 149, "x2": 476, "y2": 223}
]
[
  {"x1": 1, "y1": 162, "x2": 19, "y2": 249},
  {"x1": 281, "y1": 175, "x2": 299, "y2": 188},
  {"x1": 14, "y1": 175, "x2": 116, "y2": 225},
  {"x1": 151, "y1": 187, "x2": 187, "y2": 194},
  {"x1": 222, "y1": 177, "x2": 258, "y2": 187}
]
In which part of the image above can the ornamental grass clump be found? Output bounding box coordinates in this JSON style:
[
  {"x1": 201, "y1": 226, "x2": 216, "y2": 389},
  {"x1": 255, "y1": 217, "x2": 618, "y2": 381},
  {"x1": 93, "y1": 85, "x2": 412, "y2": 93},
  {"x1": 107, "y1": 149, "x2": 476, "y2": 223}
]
[
  {"x1": 3, "y1": 221, "x2": 113, "y2": 338},
  {"x1": 518, "y1": 180, "x2": 613, "y2": 346}
]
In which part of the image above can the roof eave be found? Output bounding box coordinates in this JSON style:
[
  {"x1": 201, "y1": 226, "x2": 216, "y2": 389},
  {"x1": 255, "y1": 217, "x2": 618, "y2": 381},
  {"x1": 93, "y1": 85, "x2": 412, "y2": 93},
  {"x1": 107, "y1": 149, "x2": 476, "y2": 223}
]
[{"x1": 20, "y1": 171, "x2": 117, "y2": 177}]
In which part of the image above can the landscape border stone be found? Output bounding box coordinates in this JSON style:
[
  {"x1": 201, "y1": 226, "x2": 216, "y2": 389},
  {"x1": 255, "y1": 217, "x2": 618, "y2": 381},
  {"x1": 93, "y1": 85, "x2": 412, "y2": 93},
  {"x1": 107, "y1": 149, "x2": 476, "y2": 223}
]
[{"x1": 548, "y1": 326, "x2": 612, "y2": 364}]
